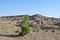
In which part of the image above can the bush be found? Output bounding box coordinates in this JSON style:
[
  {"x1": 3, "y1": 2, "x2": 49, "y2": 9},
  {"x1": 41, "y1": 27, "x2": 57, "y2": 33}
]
[
  {"x1": 21, "y1": 27, "x2": 30, "y2": 35},
  {"x1": 19, "y1": 15, "x2": 30, "y2": 36},
  {"x1": 52, "y1": 30, "x2": 55, "y2": 32}
]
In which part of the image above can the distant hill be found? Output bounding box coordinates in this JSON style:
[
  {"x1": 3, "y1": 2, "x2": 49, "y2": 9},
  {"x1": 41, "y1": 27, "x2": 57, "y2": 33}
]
[{"x1": 0, "y1": 14, "x2": 60, "y2": 27}]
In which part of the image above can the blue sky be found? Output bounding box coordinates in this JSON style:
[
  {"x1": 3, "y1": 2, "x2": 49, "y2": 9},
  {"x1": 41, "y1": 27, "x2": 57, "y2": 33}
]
[{"x1": 0, "y1": 0, "x2": 60, "y2": 18}]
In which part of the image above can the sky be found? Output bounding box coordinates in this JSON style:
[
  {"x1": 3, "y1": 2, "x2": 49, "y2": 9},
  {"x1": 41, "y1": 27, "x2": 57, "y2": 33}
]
[{"x1": 0, "y1": 0, "x2": 60, "y2": 18}]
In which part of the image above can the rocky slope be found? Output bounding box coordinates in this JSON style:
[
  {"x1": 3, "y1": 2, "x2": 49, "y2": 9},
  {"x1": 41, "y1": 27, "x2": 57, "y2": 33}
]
[
  {"x1": 0, "y1": 14, "x2": 60, "y2": 40},
  {"x1": 0, "y1": 14, "x2": 60, "y2": 27}
]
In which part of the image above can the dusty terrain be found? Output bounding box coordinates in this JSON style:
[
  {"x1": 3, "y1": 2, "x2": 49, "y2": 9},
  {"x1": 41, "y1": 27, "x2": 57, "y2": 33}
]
[{"x1": 0, "y1": 14, "x2": 60, "y2": 40}]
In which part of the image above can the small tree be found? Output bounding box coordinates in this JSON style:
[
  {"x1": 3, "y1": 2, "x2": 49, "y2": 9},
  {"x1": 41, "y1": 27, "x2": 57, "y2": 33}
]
[{"x1": 19, "y1": 15, "x2": 30, "y2": 36}]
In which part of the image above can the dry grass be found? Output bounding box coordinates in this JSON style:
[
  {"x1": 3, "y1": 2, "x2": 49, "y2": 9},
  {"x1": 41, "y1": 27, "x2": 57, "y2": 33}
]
[{"x1": 0, "y1": 19, "x2": 60, "y2": 40}]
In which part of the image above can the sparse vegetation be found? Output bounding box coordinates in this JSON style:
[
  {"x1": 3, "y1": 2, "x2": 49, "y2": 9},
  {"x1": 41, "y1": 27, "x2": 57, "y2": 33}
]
[
  {"x1": 0, "y1": 14, "x2": 60, "y2": 40},
  {"x1": 52, "y1": 30, "x2": 55, "y2": 32},
  {"x1": 45, "y1": 29, "x2": 48, "y2": 32},
  {"x1": 32, "y1": 24, "x2": 40, "y2": 32}
]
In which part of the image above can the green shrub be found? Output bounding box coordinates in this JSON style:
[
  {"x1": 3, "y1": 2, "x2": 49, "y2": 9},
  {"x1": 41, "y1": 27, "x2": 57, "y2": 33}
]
[
  {"x1": 19, "y1": 15, "x2": 30, "y2": 36},
  {"x1": 21, "y1": 27, "x2": 30, "y2": 34}
]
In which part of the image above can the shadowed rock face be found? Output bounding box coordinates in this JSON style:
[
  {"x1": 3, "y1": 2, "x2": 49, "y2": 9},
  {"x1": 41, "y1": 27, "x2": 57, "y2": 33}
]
[{"x1": 0, "y1": 14, "x2": 60, "y2": 26}]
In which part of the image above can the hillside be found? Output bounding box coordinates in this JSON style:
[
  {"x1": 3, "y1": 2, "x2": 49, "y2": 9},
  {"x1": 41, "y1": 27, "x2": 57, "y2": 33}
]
[
  {"x1": 1, "y1": 14, "x2": 60, "y2": 27},
  {"x1": 0, "y1": 14, "x2": 60, "y2": 40}
]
